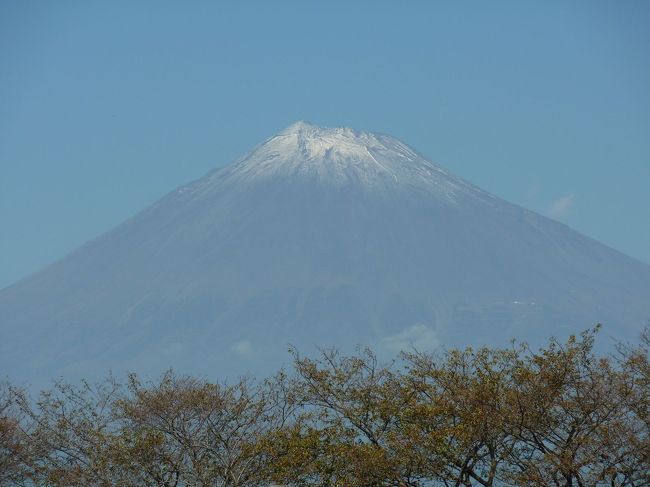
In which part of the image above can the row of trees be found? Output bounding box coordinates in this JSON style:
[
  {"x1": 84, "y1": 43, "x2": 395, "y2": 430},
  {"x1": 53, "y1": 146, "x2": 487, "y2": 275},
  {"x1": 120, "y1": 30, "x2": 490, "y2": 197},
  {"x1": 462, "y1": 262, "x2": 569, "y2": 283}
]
[{"x1": 1, "y1": 326, "x2": 649, "y2": 486}]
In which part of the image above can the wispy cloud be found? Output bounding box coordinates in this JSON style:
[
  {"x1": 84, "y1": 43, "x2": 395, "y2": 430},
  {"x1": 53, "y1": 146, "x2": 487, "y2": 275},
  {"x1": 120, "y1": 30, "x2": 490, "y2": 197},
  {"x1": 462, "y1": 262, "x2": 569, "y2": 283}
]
[
  {"x1": 231, "y1": 340, "x2": 252, "y2": 356},
  {"x1": 548, "y1": 193, "x2": 575, "y2": 219},
  {"x1": 379, "y1": 324, "x2": 440, "y2": 353}
]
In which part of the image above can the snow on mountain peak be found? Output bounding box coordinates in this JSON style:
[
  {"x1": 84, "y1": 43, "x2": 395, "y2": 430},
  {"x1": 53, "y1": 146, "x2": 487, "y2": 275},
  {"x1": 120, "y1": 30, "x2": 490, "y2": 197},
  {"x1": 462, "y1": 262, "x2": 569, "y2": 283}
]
[
  {"x1": 275, "y1": 121, "x2": 392, "y2": 164},
  {"x1": 210, "y1": 122, "x2": 489, "y2": 205}
]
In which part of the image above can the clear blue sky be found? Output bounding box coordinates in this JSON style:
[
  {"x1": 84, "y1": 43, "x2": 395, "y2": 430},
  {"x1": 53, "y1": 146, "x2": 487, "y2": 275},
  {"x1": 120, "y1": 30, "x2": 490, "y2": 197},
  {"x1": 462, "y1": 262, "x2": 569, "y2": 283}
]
[{"x1": 1, "y1": 1, "x2": 649, "y2": 289}]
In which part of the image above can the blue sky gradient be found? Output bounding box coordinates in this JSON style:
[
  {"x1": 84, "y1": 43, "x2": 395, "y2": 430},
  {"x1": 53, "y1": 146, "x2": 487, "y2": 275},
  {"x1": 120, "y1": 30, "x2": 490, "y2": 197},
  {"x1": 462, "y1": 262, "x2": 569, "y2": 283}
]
[{"x1": 1, "y1": 1, "x2": 649, "y2": 288}]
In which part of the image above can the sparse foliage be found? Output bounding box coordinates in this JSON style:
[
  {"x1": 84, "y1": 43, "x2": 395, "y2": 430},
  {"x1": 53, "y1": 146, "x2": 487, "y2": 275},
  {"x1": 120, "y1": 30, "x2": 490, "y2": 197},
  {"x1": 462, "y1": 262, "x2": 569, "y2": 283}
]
[
  {"x1": 2, "y1": 328, "x2": 649, "y2": 486},
  {"x1": 0, "y1": 381, "x2": 28, "y2": 485}
]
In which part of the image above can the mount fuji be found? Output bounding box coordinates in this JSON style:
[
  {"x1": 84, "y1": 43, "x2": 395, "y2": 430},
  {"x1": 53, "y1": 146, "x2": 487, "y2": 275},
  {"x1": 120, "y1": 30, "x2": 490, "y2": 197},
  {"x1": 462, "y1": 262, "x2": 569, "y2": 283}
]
[{"x1": 2, "y1": 122, "x2": 649, "y2": 384}]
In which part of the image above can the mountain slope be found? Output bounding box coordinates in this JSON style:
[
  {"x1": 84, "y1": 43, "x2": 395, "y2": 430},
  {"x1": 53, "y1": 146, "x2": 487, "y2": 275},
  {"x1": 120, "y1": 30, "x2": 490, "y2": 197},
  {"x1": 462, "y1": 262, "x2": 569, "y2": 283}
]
[{"x1": 2, "y1": 122, "x2": 649, "y2": 384}]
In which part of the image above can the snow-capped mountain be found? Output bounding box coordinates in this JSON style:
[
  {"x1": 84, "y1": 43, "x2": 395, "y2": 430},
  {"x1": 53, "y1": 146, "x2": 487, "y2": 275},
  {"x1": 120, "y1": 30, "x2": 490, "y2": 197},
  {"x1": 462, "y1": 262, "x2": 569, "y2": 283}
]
[{"x1": 2, "y1": 122, "x2": 649, "y2": 385}]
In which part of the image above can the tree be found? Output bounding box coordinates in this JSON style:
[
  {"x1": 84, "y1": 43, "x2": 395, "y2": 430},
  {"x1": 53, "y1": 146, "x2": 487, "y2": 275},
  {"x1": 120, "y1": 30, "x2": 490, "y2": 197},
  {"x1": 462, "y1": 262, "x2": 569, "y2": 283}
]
[
  {"x1": 505, "y1": 328, "x2": 645, "y2": 487},
  {"x1": 11, "y1": 377, "x2": 123, "y2": 486},
  {"x1": 610, "y1": 326, "x2": 650, "y2": 486},
  {"x1": 0, "y1": 380, "x2": 28, "y2": 485},
  {"x1": 268, "y1": 348, "x2": 424, "y2": 486},
  {"x1": 402, "y1": 346, "x2": 522, "y2": 487},
  {"x1": 114, "y1": 370, "x2": 294, "y2": 487}
]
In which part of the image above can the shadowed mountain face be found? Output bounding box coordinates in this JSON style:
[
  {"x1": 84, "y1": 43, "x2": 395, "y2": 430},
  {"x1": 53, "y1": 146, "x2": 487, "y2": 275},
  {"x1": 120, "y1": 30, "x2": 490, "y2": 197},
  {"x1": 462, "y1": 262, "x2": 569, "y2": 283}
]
[{"x1": 2, "y1": 122, "x2": 649, "y2": 384}]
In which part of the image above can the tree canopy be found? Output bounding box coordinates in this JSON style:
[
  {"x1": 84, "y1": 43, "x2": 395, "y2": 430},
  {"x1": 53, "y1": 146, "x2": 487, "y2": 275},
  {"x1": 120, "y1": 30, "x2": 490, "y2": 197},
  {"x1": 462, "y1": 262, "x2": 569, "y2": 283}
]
[{"x1": 2, "y1": 327, "x2": 649, "y2": 486}]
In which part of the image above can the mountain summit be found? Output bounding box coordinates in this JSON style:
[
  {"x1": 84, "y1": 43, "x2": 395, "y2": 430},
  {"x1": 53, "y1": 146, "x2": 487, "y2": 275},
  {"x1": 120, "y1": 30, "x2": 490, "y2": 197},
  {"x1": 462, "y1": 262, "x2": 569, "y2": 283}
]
[
  {"x1": 2, "y1": 123, "x2": 649, "y2": 384},
  {"x1": 215, "y1": 121, "x2": 491, "y2": 203}
]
